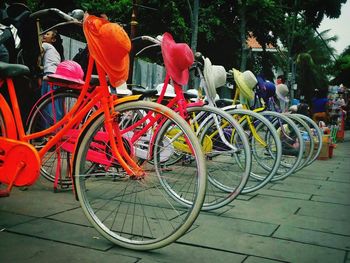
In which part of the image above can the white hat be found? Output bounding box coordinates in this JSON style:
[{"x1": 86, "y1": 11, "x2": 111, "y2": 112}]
[
  {"x1": 276, "y1": 83, "x2": 289, "y2": 102},
  {"x1": 186, "y1": 88, "x2": 199, "y2": 101},
  {"x1": 156, "y1": 83, "x2": 176, "y2": 97},
  {"x1": 203, "y1": 57, "x2": 227, "y2": 101},
  {"x1": 289, "y1": 105, "x2": 298, "y2": 112},
  {"x1": 115, "y1": 82, "x2": 132, "y2": 96}
]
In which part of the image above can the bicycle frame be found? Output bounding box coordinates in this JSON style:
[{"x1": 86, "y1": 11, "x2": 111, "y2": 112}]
[{"x1": 1, "y1": 55, "x2": 144, "y2": 180}]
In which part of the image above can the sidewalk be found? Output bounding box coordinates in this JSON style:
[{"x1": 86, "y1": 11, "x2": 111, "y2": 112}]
[{"x1": 1, "y1": 133, "x2": 350, "y2": 263}]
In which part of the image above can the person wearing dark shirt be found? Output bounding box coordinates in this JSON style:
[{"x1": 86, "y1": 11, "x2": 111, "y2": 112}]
[{"x1": 311, "y1": 89, "x2": 329, "y2": 123}]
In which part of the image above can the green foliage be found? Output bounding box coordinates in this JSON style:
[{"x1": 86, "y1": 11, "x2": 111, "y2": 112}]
[
  {"x1": 23, "y1": 0, "x2": 346, "y2": 88},
  {"x1": 331, "y1": 46, "x2": 350, "y2": 87},
  {"x1": 296, "y1": 53, "x2": 328, "y2": 104}
]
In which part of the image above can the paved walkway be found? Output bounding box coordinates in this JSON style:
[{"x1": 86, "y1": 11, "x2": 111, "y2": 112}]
[{"x1": 1, "y1": 133, "x2": 350, "y2": 263}]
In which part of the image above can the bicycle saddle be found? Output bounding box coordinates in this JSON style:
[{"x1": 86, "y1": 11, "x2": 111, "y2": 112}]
[{"x1": 0, "y1": 62, "x2": 30, "y2": 78}]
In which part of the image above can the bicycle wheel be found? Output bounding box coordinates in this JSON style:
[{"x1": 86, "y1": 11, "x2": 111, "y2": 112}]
[
  {"x1": 283, "y1": 113, "x2": 313, "y2": 172},
  {"x1": 292, "y1": 113, "x2": 323, "y2": 165},
  {"x1": 260, "y1": 111, "x2": 304, "y2": 181},
  {"x1": 26, "y1": 89, "x2": 80, "y2": 187},
  {"x1": 185, "y1": 106, "x2": 251, "y2": 210},
  {"x1": 73, "y1": 100, "x2": 207, "y2": 250},
  {"x1": 0, "y1": 108, "x2": 7, "y2": 136},
  {"x1": 225, "y1": 108, "x2": 282, "y2": 193}
]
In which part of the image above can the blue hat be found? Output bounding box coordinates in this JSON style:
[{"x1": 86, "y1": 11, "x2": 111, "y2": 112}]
[{"x1": 256, "y1": 75, "x2": 276, "y2": 102}]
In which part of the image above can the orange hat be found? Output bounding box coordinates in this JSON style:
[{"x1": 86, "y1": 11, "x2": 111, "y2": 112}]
[
  {"x1": 83, "y1": 15, "x2": 131, "y2": 87},
  {"x1": 161, "y1": 32, "x2": 193, "y2": 85}
]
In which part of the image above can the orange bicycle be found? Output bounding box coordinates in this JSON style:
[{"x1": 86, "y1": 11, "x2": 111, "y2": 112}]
[{"x1": 0, "y1": 16, "x2": 207, "y2": 250}]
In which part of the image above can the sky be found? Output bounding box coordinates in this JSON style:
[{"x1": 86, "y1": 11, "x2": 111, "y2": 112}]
[{"x1": 318, "y1": 1, "x2": 350, "y2": 55}]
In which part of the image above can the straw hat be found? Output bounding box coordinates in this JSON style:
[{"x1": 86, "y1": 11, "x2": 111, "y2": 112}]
[
  {"x1": 276, "y1": 83, "x2": 289, "y2": 102},
  {"x1": 48, "y1": 60, "x2": 85, "y2": 85},
  {"x1": 203, "y1": 57, "x2": 227, "y2": 101},
  {"x1": 232, "y1": 68, "x2": 257, "y2": 100},
  {"x1": 161, "y1": 32, "x2": 194, "y2": 85},
  {"x1": 83, "y1": 15, "x2": 131, "y2": 87}
]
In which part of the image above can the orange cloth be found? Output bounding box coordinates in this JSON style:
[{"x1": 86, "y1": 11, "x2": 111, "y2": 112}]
[
  {"x1": 312, "y1": 112, "x2": 329, "y2": 123},
  {"x1": 83, "y1": 15, "x2": 131, "y2": 87}
]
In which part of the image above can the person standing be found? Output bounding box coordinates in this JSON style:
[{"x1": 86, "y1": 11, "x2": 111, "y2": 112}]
[
  {"x1": 311, "y1": 89, "x2": 329, "y2": 123},
  {"x1": 40, "y1": 29, "x2": 64, "y2": 124},
  {"x1": 40, "y1": 29, "x2": 64, "y2": 95}
]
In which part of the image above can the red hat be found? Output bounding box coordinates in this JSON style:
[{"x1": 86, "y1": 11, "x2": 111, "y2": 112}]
[
  {"x1": 83, "y1": 15, "x2": 131, "y2": 87},
  {"x1": 161, "y1": 32, "x2": 194, "y2": 85}
]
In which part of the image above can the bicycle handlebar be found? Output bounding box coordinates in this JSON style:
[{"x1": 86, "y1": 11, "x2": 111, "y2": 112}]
[
  {"x1": 132, "y1": 35, "x2": 162, "y2": 45},
  {"x1": 30, "y1": 8, "x2": 78, "y2": 22}
]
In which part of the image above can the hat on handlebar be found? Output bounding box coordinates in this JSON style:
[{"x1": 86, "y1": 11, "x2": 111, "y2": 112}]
[
  {"x1": 232, "y1": 68, "x2": 257, "y2": 100},
  {"x1": 276, "y1": 83, "x2": 289, "y2": 102},
  {"x1": 48, "y1": 60, "x2": 85, "y2": 85},
  {"x1": 161, "y1": 32, "x2": 194, "y2": 85},
  {"x1": 83, "y1": 15, "x2": 131, "y2": 87},
  {"x1": 256, "y1": 75, "x2": 276, "y2": 102},
  {"x1": 203, "y1": 57, "x2": 226, "y2": 102}
]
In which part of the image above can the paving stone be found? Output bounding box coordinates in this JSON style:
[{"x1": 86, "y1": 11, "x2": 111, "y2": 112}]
[
  {"x1": 273, "y1": 225, "x2": 350, "y2": 250},
  {"x1": 319, "y1": 181, "x2": 350, "y2": 194},
  {"x1": 0, "y1": 211, "x2": 35, "y2": 229},
  {"x1": 110, "y1": 243, "x2": 247, "y2": 263},
  {"x1": 190, "y1": 213, "x2": 278, "y2": 236},
  {"x1": 244, "y1": 256, "x2": 285, "y2": 263},
  {"x1": 256, "y1": 188, "x2": 312, "y2": 200},
  {"x1": 179, "y1": 226, "x2": 345, "y2": 262},
  {"x1": 283, "y1": 214, "x2": 350, "y2": 236},
  {"x1": 269, "y1": 181, "x2": 321, "y2": 194},
  {"x1": 221, "y1": 196, "x2": 301, "y2": 223},
  {"x1": 0, "y1": 232, "x2": 137, "y2": 263},
  {"x1": 312, "y1": 192, "x2": 350, "y2": 205},
  {"x1": 297, "y1": 202, "x2": 350, "y2": 221},
  {"x1": 7, "y1": 218, "x2": 113, "y2": 250},
  {"x1": 47, "y1": 207, "x2": 91, "y2": 226},
  {"x1": 0, "y1": 188, "x2": 79, "y2": 218},
  {"x1": 328, "y1": 175, "x2": 350, "y2": 183}
]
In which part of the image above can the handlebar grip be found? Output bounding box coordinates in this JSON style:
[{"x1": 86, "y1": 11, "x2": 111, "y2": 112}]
[
  {"x1": 194, "y1": 52, "x2": 202, "y2": 59},
  {"x1": 131, "y1": 35, "x2": 161, "y2": 44}
]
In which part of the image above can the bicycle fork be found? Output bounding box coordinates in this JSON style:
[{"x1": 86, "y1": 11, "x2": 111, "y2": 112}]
[{"x1": 101, "y1": 96, "x2": 144, "y2": 178}]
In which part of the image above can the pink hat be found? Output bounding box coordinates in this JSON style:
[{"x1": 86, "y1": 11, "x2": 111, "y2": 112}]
[
  {"x1": 161, "y1": 32, "x2": 194, "y2": 85},
  {"x1": 48, "y1": 60, "x2": 85, "y2": 85}
]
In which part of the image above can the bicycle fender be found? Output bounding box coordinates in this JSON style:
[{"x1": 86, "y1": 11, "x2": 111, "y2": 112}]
[{"x1": 0, "y1": 94, "x2": 17, "y2": 139}]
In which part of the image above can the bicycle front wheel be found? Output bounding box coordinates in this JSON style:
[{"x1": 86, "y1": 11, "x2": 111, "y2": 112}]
[
  {"x1": 225, "y1": 108, "x2": 282, "y2": 193},
  {"x1": 73, "y1": 100, "x2": 207, "y2": 250}
]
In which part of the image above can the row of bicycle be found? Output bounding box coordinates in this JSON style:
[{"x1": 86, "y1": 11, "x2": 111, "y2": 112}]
[
  {"x1": 20, "y1": 33, "x2": 322, "y2": 249},
  {"x1": 0, "y1": 14, "x2": 322, "y2": 251}
]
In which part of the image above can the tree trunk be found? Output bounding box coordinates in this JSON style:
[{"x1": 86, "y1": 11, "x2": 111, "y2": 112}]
[
  {"x1": 190, "y1": 0, "x2": 199, "y2": 53},
  {"x1": 238, "y1": 0, "x2": 248, "y2": 71},
  {"x1": 188, "y1": 0, "x2": 199, "y2": 89}
]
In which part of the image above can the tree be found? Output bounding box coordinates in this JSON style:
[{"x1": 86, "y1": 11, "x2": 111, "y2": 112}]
[
  {"x1": 331, "y1": 46, "x2": 350, "y2": 87},
  {"x1": 296, "y1": 53, "x2": 328, "y2": 104}
]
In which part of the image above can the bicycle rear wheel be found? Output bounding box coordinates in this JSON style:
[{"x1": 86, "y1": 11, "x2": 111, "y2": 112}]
[
  {"x1": 0, "y1": 108, "x2": 7, "y2": 136},
  {"x1": 26, "y1": 89, "x2": 81, "y2": 187},
  {"x1": 73, "y1": 100, "x2": 207, "y2": 250}
]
